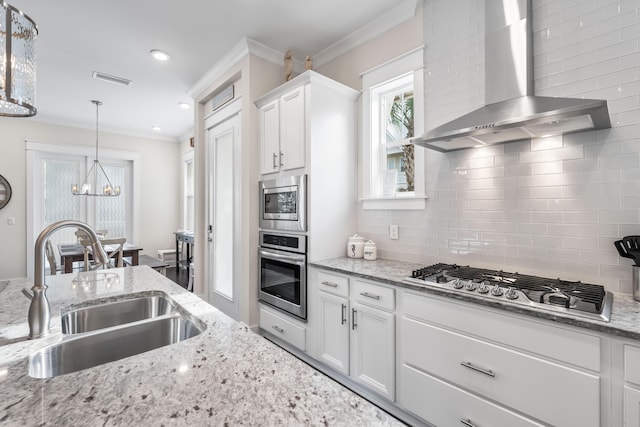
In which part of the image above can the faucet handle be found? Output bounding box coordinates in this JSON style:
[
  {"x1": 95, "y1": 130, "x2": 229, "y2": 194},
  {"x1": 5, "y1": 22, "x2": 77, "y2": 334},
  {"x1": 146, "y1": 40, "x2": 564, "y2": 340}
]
[{"x1": 22, "y1": 288, "x2": 34, "y2": 300}]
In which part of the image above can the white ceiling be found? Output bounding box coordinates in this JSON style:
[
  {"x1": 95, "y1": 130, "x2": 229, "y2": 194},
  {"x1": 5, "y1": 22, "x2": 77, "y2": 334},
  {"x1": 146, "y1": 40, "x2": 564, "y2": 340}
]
[{"x1": 7, "y1": 0, "x2": 410, "y2": 142}]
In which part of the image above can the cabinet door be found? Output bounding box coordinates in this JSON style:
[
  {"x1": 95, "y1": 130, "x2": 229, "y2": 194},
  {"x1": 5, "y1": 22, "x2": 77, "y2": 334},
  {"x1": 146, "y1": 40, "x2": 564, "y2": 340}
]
[
  {"x1": 351, "y1": 302, "x2": 395, "y2": 401},
  {"x1": 279, "y1": 87, "x2": 305, "y2": 171},
  {"x1": 259, "y1": 99, "x2": 280, "y2": 174},
  {"x1": 318, "y1": 291, "x2": 349, "y2": 375},
  {"x1": 625, "y1": 386, "x2": 640, "y2": 426}
]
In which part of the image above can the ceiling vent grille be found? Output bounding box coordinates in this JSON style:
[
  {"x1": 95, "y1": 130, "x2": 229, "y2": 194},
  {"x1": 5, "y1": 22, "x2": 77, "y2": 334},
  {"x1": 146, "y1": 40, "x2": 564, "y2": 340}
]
[{"x1": 92, "y1": 71, "x2": 132, "y2": 86}]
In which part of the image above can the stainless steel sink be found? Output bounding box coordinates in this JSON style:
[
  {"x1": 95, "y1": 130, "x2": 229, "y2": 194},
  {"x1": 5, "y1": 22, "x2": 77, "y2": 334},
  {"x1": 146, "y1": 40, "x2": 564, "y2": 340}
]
[
  {"x1": 29, "y1": 315, "x2": 205, "y2": 379},
  {"x1": 62, "y1": 292, "x2": 177, "y2": 334}
]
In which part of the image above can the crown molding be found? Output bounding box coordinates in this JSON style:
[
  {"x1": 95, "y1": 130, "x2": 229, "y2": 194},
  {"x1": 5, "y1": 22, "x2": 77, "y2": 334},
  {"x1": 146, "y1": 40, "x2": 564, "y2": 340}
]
[
  {"x1": 188, "y1": 37, "x2": 303, "y2": 99},
  {"x1": 313, "y1": 0, "x2": 419, "y2": 68}
]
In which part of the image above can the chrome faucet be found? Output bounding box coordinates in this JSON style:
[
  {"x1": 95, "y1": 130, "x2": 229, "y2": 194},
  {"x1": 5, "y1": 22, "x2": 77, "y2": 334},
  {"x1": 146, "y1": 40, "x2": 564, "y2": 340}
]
[{"x1": 28, "y1": 220, "x2": 109, "y2": 339}]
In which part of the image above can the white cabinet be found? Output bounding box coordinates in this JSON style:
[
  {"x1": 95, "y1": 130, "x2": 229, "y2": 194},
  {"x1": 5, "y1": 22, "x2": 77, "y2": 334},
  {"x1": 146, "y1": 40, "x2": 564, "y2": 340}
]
[
  {"x1": 259, "y1": 304, "x2": 306, "y2": 351},
  {"x1": 350, "y1": 300, "x2": 395, "y2": 399},
  {"x1": 399, "y1": 289, "x2": 601, "y2": 427},
  {"x1": 314, "y1": 269, "x2": 396, "y2": 401},
  {"x1": 624, "y1": 344, "x2": 640, "y2": 426},
  {"x1": 258, "y1": 86, "x2": 305, "y2": 174},
  {"x1": 318, "y1": 291, "x2": 349, "y2": 375}
]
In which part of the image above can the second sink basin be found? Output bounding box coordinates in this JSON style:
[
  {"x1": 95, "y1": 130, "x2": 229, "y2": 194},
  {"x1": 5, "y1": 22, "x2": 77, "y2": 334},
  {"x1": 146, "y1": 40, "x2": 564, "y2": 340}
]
[
  {"x1": 29, "y1": 315, "x2": 205, "y2": 379},
  {"x1": 61, "y1": 291, "x2": 177, "y2": 334}
]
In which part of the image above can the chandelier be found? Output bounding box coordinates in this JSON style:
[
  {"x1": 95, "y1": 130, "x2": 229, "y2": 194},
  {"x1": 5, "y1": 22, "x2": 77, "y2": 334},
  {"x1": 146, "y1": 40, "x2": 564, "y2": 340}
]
[
  {"x1": 0, "y1": 2, "x2": 38, "y2": 117},
  {"x1": 71, "y1": 100, "x2": 121, "y2": 197}
]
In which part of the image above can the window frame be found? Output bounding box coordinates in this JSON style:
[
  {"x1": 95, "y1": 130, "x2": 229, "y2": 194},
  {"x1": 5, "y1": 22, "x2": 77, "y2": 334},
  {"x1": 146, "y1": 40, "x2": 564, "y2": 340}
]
[
  {"x1": 182, "y1": 150, "x2": 195, "y2": 231},
  {"x1": 359, "y1": 46, "x2": 426, "y2": 210},
  {"x1": 25, "y1": 140, "x2": 139, "y2": 277}
]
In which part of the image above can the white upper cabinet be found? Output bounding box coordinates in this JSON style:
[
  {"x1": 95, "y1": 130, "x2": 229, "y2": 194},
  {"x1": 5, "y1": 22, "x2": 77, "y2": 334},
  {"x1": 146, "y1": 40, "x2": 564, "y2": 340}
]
[
  {"x1": 279, "y1": 87, "x2": 306, "y2": 171},
  {"x1": 258, "y1": 87, "x2": 305, "y2": 174}
]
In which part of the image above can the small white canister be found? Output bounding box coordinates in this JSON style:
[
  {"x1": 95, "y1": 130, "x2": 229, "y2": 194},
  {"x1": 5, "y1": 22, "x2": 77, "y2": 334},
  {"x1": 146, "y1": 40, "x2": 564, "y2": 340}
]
[
  {"x1": 363, "y1": 240, "x2": 377, "y2": 261},
  {"x1": 347, "y1": 234, "x2": 365, "y2": 258}
]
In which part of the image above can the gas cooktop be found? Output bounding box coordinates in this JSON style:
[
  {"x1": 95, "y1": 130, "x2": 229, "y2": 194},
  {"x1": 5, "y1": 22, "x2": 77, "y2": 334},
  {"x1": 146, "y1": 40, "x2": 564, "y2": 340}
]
[{"x1": 404, "y1": 263, "x2": 613, "y2": 322}]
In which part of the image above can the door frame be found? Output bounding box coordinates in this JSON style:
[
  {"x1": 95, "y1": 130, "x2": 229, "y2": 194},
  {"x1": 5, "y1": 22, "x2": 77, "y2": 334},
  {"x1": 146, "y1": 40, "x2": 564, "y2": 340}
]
[{"x1": 204, "y1": 98, "x2": 242, "y2": 320}]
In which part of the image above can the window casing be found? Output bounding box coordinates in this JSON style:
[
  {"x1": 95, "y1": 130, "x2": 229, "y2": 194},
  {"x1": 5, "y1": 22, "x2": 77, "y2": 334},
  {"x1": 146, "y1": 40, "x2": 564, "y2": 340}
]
[
  {"x1": 183, "y1": 150, "x2": 195, "y2": 231},
  {"x1": 26, "y1": 141, "x2": 138, "y2": 277},
  {"x1": 360, "y1": 47, "x2": 425, "y2": 210}
]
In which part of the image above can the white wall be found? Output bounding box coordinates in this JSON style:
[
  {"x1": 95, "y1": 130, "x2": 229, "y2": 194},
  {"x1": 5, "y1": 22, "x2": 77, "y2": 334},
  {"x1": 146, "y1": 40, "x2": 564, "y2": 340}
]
[
  {"x1": 0, "y1": 118, "x2": 181, "y2": 280},
  {"x1": 320, "y1": 0, "x2": 640, "y2": 294}
]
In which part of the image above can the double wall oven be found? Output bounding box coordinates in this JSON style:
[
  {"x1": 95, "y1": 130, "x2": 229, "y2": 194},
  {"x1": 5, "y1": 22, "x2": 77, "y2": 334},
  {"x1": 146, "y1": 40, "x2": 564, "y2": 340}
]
[{"x1": 258, "y1": 175, "x2": 308, "y2": 320}]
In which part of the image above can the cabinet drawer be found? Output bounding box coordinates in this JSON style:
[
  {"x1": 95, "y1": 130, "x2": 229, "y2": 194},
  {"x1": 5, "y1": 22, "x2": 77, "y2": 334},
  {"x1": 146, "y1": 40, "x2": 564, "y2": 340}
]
[
  {"x1": 402, "y1": 317, "x2": 599, "y2": 427},
  {"x1": 403, "y1": 290, "x2": 600, "y2": 371},
  {"x1": 352, "y1": 280, "x2": 395, "y2": 311},
  {"x1": 401, "y1": 364, "x2": 544, "y2": 427},
  {"x1": 260, "y1": 306, "x2": 305, "y2": 351},
  {"x1": 625, "y1": 344, "x2": 640, "y2": 386},
  {"x1": 318, "y1": 271, "x2": 349, "y2": 297}
]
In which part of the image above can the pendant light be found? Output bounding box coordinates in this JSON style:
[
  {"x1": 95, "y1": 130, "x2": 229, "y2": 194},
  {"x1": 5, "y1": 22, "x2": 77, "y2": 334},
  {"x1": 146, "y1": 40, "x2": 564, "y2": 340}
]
[
  {"x1": 71, "y1": 100, "x2": 121, "y2": 197},
  {"x1": 0, "y1": 2, "x2": 38, "y2": 117}
]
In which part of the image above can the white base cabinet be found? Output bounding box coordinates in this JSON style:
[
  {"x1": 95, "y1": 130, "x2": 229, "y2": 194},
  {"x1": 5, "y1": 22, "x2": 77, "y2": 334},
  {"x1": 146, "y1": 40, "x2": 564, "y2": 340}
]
[
  {"x1": 398, "y1": 289, "x2": 601, "y2": 427},
  {"x1": 314, "y1": 268, "x2": 396, "y2": 401}
]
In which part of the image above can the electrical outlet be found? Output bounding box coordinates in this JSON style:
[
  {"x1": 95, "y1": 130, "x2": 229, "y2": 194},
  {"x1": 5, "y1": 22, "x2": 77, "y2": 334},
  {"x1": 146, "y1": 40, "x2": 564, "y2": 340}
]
[{"x1": 389, "y1": 224, "x2": 399, "y2": 240}]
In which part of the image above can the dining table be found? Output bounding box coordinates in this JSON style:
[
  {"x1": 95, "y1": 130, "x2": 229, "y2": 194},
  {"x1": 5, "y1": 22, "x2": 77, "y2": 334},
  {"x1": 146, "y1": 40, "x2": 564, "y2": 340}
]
[{"x1": 58, "y1": 243, "x2": 143, "y2": 273}]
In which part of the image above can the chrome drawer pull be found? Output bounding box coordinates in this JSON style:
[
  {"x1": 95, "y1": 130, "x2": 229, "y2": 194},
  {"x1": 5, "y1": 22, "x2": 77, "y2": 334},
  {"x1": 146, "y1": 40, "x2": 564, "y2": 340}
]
[
  {"x1": 460, "y1": 361, "x2": 495, "y2": 378},
  {"x1": 321, "y1": 281, "x2": 339, "y2": 288},
  {"x1": 460, "y1": 419, "x2": 477, "y2": 427},
  {"x1": 272, "y1": 325, "x2": 284, "y2": 334},
  {"x1": 360, "y1": 292, "x2": 381, "y2": 300}
]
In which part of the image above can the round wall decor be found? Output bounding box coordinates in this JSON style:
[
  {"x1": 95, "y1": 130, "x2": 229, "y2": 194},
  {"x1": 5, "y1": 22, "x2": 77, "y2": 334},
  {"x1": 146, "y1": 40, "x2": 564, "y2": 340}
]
[{"x1": 0, "y1": 174, "x2": 12, "y2": 209}]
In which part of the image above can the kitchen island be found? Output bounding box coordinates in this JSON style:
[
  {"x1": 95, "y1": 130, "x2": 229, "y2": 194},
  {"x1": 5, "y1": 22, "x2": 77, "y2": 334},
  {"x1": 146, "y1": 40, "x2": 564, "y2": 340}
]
[{"x1": 0, "y1": 266, "x2": 402, "y2": 426}]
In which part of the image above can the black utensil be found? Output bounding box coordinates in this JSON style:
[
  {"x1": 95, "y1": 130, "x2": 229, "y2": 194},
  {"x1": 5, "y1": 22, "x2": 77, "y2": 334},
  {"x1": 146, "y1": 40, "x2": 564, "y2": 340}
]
[
  {"x1": 614, "y1": 239, "x2": 635, "y2": 260},
  {"x1": 622, "y1": 236, "x2": 640, "y2": 265}
]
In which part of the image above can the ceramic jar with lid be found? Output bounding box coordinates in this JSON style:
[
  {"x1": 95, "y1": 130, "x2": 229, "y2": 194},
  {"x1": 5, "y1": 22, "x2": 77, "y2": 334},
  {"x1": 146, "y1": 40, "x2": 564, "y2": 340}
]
[
  {"x1": 363, "y1": 240, "x2": 377, "y2": 261},
  {"x1": 347, "y1": 234, "x2": 365, "y2": 258}
]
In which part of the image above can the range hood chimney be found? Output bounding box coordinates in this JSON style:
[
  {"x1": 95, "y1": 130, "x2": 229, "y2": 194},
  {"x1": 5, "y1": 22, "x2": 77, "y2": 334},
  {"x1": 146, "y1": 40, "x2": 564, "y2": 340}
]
[{"x1": 413, "y1": 0, "x2": 611, "y2": 152}]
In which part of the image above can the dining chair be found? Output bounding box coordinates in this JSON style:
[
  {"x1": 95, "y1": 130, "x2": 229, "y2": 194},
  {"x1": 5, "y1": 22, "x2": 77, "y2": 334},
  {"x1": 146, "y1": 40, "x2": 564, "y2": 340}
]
[
  {"x1": 45, "y1": 239, "x2": 64, "y2": 275},
  {"x1": 75, "y1": 229, "x2": 108, "y2": 242},
  {"x1": 80, "y1": 237, "x2": 126, "y2": 270}
]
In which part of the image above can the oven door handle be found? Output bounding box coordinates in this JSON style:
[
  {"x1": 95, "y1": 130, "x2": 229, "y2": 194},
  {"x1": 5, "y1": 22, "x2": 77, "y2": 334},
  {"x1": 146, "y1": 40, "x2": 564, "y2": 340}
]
[{"x1": 259, "y1": 249, "x2": 306, "y2": 265}]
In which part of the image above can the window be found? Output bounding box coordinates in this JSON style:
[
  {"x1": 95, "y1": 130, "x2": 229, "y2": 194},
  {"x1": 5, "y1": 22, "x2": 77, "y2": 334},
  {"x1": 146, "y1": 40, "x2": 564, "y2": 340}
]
[
  {"x1": 26, "y1": 141, "x2": 138, "y2": 276},
  {"x1": 360, "y1": 47, "x2": 425, "y2": 210},
  {"x1": 183, "y1": 151, "x2": 194, "y2": 231}
]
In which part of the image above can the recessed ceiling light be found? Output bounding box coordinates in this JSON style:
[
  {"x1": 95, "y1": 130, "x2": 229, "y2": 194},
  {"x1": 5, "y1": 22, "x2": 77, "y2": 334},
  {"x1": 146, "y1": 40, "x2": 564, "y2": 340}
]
[
  {"x1": 150, "y1": 49, "x2": 170, "y2": 61},
  {"x1": 178, "y1": 102, "x2": 190, "y2": 109},
  {"x1": 152, "y1": 126, "x2": 162, "y2": 131}
]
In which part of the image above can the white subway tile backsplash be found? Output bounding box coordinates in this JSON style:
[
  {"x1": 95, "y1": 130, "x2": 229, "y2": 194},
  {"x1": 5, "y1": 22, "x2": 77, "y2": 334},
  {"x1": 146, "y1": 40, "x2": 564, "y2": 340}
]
[
  {"x1": 563, "y1": 210, "x2": 599, "y2": 223},
  {"x1": 531, "y1": 161, "x2": 564, "y2": 174},
  {"x1": 363, "y1": 0, "x2": 640, "y2": 293}
]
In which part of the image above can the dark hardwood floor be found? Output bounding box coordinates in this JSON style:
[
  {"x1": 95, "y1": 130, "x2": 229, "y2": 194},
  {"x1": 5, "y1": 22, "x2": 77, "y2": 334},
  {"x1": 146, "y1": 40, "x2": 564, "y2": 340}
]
[{"x1": 165, "y1": 266, "x2": 190, "y2": 290}]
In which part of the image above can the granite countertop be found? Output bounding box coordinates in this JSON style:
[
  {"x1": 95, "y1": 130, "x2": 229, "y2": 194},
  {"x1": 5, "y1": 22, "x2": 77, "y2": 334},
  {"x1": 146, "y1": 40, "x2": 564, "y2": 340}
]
[
  {"x1": 309, "y1": 257, "x2": 640, "y2": 341},
  {"x1": 0, "y1": 266, "x2": 403, "y2": 426}
]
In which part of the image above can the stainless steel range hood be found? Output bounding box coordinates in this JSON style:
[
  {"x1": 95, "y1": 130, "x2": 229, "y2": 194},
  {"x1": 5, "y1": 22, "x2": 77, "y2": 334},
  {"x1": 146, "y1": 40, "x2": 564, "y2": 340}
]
[{"x1": 413, "y1": 0, "x2": 611, "y2": 152}]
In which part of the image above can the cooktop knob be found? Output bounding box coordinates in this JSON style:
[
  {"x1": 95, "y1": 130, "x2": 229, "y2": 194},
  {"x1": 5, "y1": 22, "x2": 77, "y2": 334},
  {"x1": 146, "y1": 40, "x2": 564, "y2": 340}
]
[
  {"x1": 464, "y1": 280, "x2": 477, "y2": 291},
  {"x1": 505, "y1": 287, "x2": 519, "y2": 300},
  {"x1": 490, "y1": 284, "x2": 504, "y2": 296},
  {"x1": 477, "y1": 281, "x2": 490, "y2": 294},
  {"x1": 452, "y1": 278, "x2": 464, "y2": 289}
]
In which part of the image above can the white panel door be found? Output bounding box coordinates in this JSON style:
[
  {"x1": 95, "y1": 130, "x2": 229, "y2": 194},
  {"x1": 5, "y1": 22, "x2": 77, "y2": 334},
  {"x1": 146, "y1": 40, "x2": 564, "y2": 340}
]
[
  {"x1": 350, "y1": 302, "x2": 396, "y2": 401},
  {"x1": 259, "y1": 99, "x2": 280, "y2": 174},
  {"x1": 318, "y1": 291, "x2": 350, "y2": 375},
  {"x1": 279, "y1": 86, "x2": 305, "y2": 171},
  {"x1": 207, "y1": 111, "x2": 241, "y2": 320}
]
